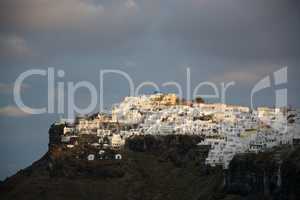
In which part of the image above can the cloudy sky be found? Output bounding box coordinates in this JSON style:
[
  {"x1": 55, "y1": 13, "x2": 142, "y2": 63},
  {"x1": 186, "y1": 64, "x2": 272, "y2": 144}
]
[{"x1": 0, "y1": 0, "x2": 300, "y2": 180}]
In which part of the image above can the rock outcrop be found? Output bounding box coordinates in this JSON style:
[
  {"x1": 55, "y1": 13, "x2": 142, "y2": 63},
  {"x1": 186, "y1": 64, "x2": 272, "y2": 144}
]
[
  {"x1": 225, "y1": 146, "x2": 300, "y2": 200},
  {"x1": 1, "y1": 124, "x2": 300, "y2": 200},
  {"x1": 0, "y1": 124, "x2": 226, "y2": 200}
]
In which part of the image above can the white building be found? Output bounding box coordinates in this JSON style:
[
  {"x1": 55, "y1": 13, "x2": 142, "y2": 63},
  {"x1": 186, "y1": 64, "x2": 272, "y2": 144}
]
[
  {"x1": 111, "y1": 134, "x2": 124, "y2": 150},
  {"x1": 56, "y1": 94, "x2": 298, "y2": 167},
  {"x1": 87, "y1": 154, "x2": 95, "y2": 161}
]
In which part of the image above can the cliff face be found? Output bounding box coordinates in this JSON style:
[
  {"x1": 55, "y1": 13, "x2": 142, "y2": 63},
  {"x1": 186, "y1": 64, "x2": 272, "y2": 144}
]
[
  {"x1": 125, "y1": 135, "x2": 209, "y2": 167},
  {"x1": 49, "y1": 124, "x2": 64, "y2": 146},
  {"x1": 1, "y1": 124, "x2": 300, "y2": 200},
  {"x1": 225, "y1": 146, "x2": 300, "y2": 200},
  {"x1": 0, "y1": 125, "x2": 227, "y2": 200}
]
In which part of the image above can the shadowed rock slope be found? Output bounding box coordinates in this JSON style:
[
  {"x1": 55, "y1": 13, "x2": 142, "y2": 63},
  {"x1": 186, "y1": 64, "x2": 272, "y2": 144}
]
[
  {"x1": 225, "y1": 145, "x2": 300, "y2": 200},
  {"x1": 1, "y1": 124, "x2": 300, "y2": 200},
  {"x1": 0, "y1": 130, "x2": 230, "y2": 200}
]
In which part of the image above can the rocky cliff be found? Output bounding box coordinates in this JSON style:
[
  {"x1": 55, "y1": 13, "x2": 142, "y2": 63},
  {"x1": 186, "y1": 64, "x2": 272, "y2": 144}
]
[
  {"x1": 1, "y1": 124, "x2": 300, "y2": 200},
  {"x1": 0, "y1": 124, "x2": 228, "y2": 200},
  {"x1": 225, "y1": 145, "x2": 300, "y2": 200}
]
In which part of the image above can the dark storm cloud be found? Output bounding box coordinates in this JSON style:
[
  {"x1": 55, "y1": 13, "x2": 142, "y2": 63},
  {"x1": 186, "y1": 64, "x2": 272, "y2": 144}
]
[
  {"x1": 1, "y1": 0, "x2": 299, "y2": 62},
  {"x1": 160, "y1": 0, "x2": 300, "y2": 61},
  {"x1": 0, "y1": 0, "x2": 153, "y2": 58}
]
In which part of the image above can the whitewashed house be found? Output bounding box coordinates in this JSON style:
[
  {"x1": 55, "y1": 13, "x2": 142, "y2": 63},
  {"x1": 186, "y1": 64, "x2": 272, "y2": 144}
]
[
  {"x1": 87, "y1": 154, "x2": 95, "y2": 161},
  {"x1": 115, "y1": 154, "x2": 122, "y2": 160}
]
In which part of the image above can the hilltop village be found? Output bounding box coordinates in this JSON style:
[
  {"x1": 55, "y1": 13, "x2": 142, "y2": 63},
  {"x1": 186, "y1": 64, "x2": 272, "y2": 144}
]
[{"x1": 53, "y1": 93, "x2": 300, "y2": 169}]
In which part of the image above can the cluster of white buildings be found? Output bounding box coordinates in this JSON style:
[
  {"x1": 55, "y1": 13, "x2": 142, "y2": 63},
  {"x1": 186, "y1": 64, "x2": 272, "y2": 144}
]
[{"x1": 58, "y1": 93, "x2": 300, "y2": 167}]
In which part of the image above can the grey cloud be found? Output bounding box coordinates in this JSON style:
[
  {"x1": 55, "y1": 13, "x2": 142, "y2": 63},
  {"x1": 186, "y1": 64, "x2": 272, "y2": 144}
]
[
  {"x1": 211, "y1": 63, "x2": 284, "y2": 84},
  {"x1": 0, "y1": 0, "x2": 140, "y2": 31},
  {"x1": 0, "y1": 34, "x2": 32, "y2": 58},
  {"x1": 1, "y1": 0, "x2": 299, "y2": 61},
  {"x1": 0, "y1": 0, "x2": 150, "y2": 57},
  {"x1": 160, "y1": 0, "x2": 300, "y2": 61},
  {"x1": 0, "y1": 82, "x2": 30, "y2": 94},
  {"x1": 0, "y1": 105, "x2": 32, "y2": 117}
]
